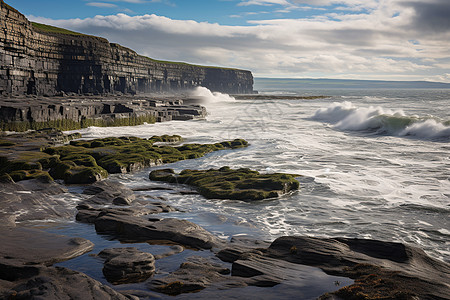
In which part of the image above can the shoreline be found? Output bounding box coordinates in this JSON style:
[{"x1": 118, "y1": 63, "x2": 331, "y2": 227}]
[
  {"x1": 1, "y1": 128, "x2": 449, "y2": 299},
  {"x1": 0, "y1": 93, "x2": 207, "y2": 132}
]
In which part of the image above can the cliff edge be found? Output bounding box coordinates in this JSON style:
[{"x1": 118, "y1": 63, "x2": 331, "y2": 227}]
[{"x1": 0, "y1": 0, "x2": 254, "y2": 96}]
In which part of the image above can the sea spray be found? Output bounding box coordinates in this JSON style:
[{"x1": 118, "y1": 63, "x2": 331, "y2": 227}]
[
  {"x1": 313, "y1": 101, "x2": 450, "y2": 140},
  {"x1": 189, "y1": 86, "x2": 235, "y2": 103}
]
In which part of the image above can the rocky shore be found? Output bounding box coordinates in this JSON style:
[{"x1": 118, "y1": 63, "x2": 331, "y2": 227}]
[
  {"x1": 0, "y1": 94, "x2": 207, "y2": 132},
  {"x1": 0, "y1": 130, "x2": 449, "y2": 299}
]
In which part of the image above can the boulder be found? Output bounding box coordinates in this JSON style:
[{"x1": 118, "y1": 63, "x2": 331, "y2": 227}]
[{"x1": 98, "y1": 247, "x2": 155, "y2": 284}]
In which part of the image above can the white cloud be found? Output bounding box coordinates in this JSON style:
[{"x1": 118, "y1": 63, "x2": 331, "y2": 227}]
[
  {"x1": 238, "y1": 0, "x2": 291, "y2": 6},
  {"x1": 28, "y1": 0, "x2": 450, "y2": 80},
  {"x1": 86, "y1": 2, "x2": 118, "y2": 8}
]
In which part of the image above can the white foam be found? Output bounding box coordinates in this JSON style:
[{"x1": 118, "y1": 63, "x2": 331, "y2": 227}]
[
  {"x1": 399, "y1": 119, "x2": 450, "y2": 139},
  {"x1": 189, "y1": 86, "x2": 235, "y2": 103},
  {"x1": 312, "y1": 101, "x2": 450, "y2": 140}
]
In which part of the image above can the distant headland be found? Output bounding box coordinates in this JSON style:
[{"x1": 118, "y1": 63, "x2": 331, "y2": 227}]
[{"x1": 0, "y1": 0, "x2": 254, "y2": 96}]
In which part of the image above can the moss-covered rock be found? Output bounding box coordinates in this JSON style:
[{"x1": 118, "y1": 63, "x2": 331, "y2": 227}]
[
  {"x1": 1, "y1": 134, "x2": 248, "y2": 184},
  {"x1": 46, "y1": 137, "x2": 248, "y2": 177},
  {"x1": 8, "y1": 169, "x2": 53, "y2": 182},
  {"x1": 64, "y1": 166, "x2": 108, "y2": 184},
  {"x1": 149, "y1": 167, "x2": 299, "y2": 201}
]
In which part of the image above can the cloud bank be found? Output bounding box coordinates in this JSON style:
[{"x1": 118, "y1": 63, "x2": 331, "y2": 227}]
[{"x1": 29, "y1": 0, "x2": 450, "y2": 81}]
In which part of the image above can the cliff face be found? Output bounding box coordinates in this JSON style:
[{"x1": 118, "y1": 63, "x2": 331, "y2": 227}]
[{"x1": 0, "y1": 1, "x2": 254, "y2": 96}]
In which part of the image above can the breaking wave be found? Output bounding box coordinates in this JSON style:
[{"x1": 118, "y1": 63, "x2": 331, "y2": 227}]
[
  {"x1": 189, "y1": 86, "x2": 235, "y2": 103},
  {"x1": 313, "y1": 101, "x2": 450, "y2": 140}
]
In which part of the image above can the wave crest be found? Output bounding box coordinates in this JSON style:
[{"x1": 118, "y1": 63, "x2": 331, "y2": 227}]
[
  {"x1": 189, "y1": 86, "x2": 235, "y2": 103},
  {"x1": 313, "y1": 101, "x2": 450, "y2": 140}
]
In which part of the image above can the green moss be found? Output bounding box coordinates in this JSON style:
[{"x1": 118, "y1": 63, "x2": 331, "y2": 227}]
[
  {"x1": 2, "y1": 135, "x2": 248, "y2": 184},
  {"x1": 149, "y1": 135, "x2": 183, "y2": 143},
  {"x1": 43, "y1": 136, "x2": 249, "y2": 183},
  {"x1": 149, "y1": 167, "x2": 299, "y2": 202},
  {"x1": 8, "y1": 170, "x2": 53, "y2": 183},
  {"x1": 62, "y1": 154, "x2": 98, "y2": 167},
  {"x1": 0, "y1": 173, "x2": 14, "y2": 183},
  {"x1": 64, "y1": 166, "x2": 108, "y2": 184},
  {"x1": 0, "y1": 115, "x2": 157, "y2": 133},
  {"x1": 49, "y1": 161, "x2": 76, "y2": 180},
  {"x1": 1, "y1": 161, "x2": 42, "y2": 173}
]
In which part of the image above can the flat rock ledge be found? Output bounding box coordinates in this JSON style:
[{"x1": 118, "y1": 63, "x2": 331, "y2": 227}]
[
  {"x1": 0, "y1": 266, "x2": 130, "y2": 300},
  {"x1": 99, "y1": 247, "x2": 156, "y2": 285},
  {"x1": 218, "y1": 236, "x2": 450, "y2": 300},
  {"x1": 94, "y1": 212, "x2": 221, "y2": 250},
  {"x1": 0, "y1": 179, "x2": 69, "y2": 225},
  {"x1": 0, "y1": 228, "x2": 128, "y2": 300}
]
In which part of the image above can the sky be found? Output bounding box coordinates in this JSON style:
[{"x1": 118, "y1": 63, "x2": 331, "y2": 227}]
[{"x1": 6, "y1": 0, "x2": 450, "y2": 82}]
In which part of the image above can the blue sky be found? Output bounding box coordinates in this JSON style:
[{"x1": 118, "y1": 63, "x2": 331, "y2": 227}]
[
  {"x1": 8, "y1": 0, "x2": 349, "y2": 25},
  {"x1": 6, "y1": 0, "x2": 450, "y2": 82}
]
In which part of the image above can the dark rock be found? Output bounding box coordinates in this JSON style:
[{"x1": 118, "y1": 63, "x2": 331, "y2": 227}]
[
  {"x1": 149, "y1": 256, "x2": 233, "y2": 295},
  {"x1": 76, "y1": 202, "x2": 176, "y2": 224},
  {"x1": 0, "y1": 179, "x2": 71, "y2": 224},
  {"x1": 0, "y1": 228, "x2": 94, "y2": 268},
  {"x1": 98, "y1": 247, "x2": 155, "y2": 284},
  {"x1": 94, "y1": 213, "x2": 221, "y2": 249},
  {"x1": 154, "y1": 245, "x2": 185, "y2": 260},
  {"x1": 119, "y1": 289, "x2": 161, "y2": 299},
  {"x1": 81, "y1": 180, "x2": 136, "y2": 206},
  {"x1": 149, "y1": 166, "x2": 299, "y2": 201},
  {"x1": 0, "y1": 266, "x2": 130, "y2": 300},
  {"x1": 243, "y1": 236, "x2": 450, "y2": 299},
  {"x1": 217, "y1": 236, "x2": 270, "y2": 263}
]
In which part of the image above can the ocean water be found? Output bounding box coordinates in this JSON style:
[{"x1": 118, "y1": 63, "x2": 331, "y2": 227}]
[{"x1": 63, "y1": 81, "x2": 449, "y2": 266}]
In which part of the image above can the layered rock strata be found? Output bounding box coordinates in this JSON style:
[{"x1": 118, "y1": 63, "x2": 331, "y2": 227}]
[
  {"x1": 0, "y1": 1, "x2": 254, "y2": 96},
  {"x1": 0, "y1": 95, "x2": 206, "y2": 131}
]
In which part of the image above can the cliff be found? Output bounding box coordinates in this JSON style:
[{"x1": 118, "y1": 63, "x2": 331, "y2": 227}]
[{"x1": 0, "y1": 0, "x2": 254, "y2": 96}]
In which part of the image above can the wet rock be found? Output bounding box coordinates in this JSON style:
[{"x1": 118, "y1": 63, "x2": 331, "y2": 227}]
[
  {"x1": 94, "y1": 212, "x2": 221, "y2": 249},
  {"x1": 76, "y1": 202, "x2": 176, "y2": 224},
  {"x1": 0, "y1": 228, "x2": 94, "y2": 268},
  {"x1": 0, "y1": 179, "x2": 71, "y2": 224},
  {"x1": 81, "y1": 180, "x2": 135, "y2": 206},
  {"x1": 231, "y1": 254, "x2": 347, "y2": 288},
  {"x1": 149, "y1": 256, "x2": 233, "y2": 295},
  {"x1": 217, "y1": 236, "x2": 270, "y2": 263},
  {"x1": 248, "y1": 236, "x2": 450, "y2": 299},
  {"x1": 0, "y1": 266, "x2": 130, "y2": 300},
  {"x1": 154, "y1": 245, "x2": 185, "y2": 260},
  {"x1": 98, "y1": 247, "x2": 155, "y2": 284}
]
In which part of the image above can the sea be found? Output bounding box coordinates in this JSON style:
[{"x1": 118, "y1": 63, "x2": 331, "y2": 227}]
[{"x1": 42, "y1": 78, "x2": 449, "y2": 297}]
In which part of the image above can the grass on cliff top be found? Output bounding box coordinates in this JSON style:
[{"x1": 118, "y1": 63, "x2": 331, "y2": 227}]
[
  {"x1": 31, "y1": 22, "x2": 88, "y2": 36},
  {"x1": 147, "y1": 57, "x2": 243, "y2": 71}
]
